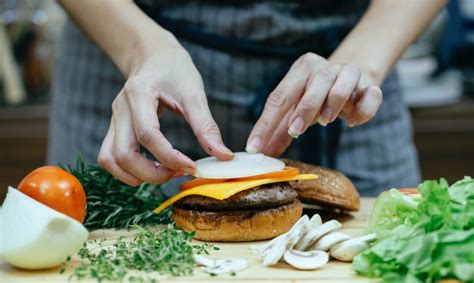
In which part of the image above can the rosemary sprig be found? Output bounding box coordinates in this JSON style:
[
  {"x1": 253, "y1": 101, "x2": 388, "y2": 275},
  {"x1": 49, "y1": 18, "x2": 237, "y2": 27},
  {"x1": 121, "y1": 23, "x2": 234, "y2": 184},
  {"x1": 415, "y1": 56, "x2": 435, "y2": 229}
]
[
  {"x1": 62, "y1": 156, "x2": 172, "y2": 230},
  {"x1": 67, "y1": 225, "x2": 219, "y2": 282}
]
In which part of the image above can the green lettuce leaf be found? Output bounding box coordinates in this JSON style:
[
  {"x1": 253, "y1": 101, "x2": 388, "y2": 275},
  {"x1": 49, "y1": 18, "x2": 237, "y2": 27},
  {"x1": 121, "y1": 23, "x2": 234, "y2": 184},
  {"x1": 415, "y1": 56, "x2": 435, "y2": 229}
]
[
  {"x1": 369, "y1": 189, "x2": 420, "y2": 234},
  {"x1": 449, "y1": 177, "x2": 474, "y2": 230},
  {"x1": 354, "y1": 229, "x2": 474, "y2": 282},
  {"x1": 416, "y1": 179, "x2": 451, "y2": 232},
  {"x1": 354, "y1": 177, "x2": 474, "y2": 282}
]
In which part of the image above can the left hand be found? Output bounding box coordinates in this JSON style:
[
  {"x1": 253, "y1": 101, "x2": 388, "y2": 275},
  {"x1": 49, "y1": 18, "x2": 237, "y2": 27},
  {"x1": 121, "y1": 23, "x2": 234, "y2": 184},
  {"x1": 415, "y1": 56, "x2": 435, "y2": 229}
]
[{"x1": 246, "y1": 52, "x2": 383, "y2": 157}]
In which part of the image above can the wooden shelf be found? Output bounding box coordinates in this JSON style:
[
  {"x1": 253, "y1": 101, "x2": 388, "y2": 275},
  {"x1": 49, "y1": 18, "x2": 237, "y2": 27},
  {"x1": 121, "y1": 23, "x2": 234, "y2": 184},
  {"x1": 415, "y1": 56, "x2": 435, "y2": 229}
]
[
  {"x1": 0, "y1": 104, "x2": 49, "y2": 138},
  {"x1": 0, "y1": 104, "x2": 49, "y2": 200},
  {"x1": 411, "y1": 99, "x2": 474, "y2": 183}
]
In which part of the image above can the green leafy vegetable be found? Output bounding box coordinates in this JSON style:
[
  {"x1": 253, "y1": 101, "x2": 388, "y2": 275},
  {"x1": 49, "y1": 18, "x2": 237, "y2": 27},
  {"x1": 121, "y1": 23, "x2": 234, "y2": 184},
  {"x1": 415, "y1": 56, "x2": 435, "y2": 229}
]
[
  {"x1": 62, "y1": 157, "x2": 172, "y2": 230},
  {"x1": 449, "y1": 177, "x2": 474, "y2": 229},
  {"x1": 354, "y1": 177, "x2": 474, "y2": 282},
  {"x1": 67, "y1": 225, "x2": 218, "y2": 282},
  {"x1": 368, "y1": 189, "x2": 420, "y2": 232}
]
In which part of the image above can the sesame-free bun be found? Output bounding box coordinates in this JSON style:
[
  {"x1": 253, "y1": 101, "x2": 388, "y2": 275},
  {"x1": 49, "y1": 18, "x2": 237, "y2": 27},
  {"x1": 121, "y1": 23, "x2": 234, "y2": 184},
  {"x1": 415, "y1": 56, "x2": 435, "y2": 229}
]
[
  {"x1": 172, "y1": 199, "x2": 302, "y2": 242},
  {"x1": 281, "y1": 159, "x2": 360, "y2": 211}
]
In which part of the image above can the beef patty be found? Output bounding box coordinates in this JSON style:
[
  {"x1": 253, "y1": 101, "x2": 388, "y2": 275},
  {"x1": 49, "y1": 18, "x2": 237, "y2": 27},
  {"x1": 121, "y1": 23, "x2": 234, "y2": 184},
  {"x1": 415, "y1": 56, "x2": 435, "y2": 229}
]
[{"x1": 175, "y1": 182, "x2": 297, "y2": 211}]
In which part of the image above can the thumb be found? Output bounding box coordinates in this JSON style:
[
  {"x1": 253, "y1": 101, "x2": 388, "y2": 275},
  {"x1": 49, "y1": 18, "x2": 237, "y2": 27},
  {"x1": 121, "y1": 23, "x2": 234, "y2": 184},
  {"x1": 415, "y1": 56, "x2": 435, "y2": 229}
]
[{"x1": 184, "y1": 99, "x2": 234, "y2": 160}]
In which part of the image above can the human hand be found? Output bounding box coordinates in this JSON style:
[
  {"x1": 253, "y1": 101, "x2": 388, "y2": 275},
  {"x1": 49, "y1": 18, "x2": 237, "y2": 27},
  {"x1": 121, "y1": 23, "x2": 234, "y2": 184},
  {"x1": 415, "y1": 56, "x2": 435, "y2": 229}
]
[
  {"x1": 98, "y1": 37, "x2": 233, "y2": 186},
  {"x1": 246, "y1": 52, "x2": 383, "y2": 157}
]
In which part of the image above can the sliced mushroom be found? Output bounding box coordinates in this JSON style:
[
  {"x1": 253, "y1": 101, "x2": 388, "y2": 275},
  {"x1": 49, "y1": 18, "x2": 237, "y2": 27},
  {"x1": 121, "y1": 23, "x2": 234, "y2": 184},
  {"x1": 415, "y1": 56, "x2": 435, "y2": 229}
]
[
  {"x1": 262, "y1": 235, "x2": 288, "y2": 266},
  {"x1": 291, "y1": 214, "x2": 322, "y2": 251},
  {"x1": 294, "y1": 220, "x2": 342, "y2": 250},
  {"x1": 250, "y1": 235, "x2": 280, "y2": 256},
  {"x1": 310, "y1": 231, "x2": 350, "y2": 251},
  {"x1": 194, "y1": 255, "x2": 248, "y2": 274},
  {"x1": 194, "y1": 254, "x2": 216, "y2": 267},
  {"x1": 262, "y1": 219, "x2": 306, "y2": 263},
  {"x1": 329, "y1": 233, "x2": 377, "y2": 261},
  {"x1": 260, "y1": 240, "x2": 279, "y2": 258},
  {"x1": 355, "y1": 233, "x2": 377, "y2": 242},
  {"x1": 329, "y1": 240, "x2": 368, "y2": 262},
  {"x1": 287, "y1": 215, "x2": 311, "y2": 249},
  {"x1": 250, "y1": 215, "x2": 309, "y2": 256},
  {"x1": 305, "y1": 214, "x2": 322, "y2": 231},
  {"x1": 283, "y1": 249, "x2": 329, "y2": 270},
  {"x1": 204, "y1": 258, "x2": 248, "y2": 274}
]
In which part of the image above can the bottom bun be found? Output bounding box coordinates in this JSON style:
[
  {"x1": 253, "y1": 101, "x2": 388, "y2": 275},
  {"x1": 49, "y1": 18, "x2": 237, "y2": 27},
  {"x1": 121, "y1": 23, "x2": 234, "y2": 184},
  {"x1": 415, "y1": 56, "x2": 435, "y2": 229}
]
[{"x1": 172, "y1": 200, "x2": 302, "y2": 242}]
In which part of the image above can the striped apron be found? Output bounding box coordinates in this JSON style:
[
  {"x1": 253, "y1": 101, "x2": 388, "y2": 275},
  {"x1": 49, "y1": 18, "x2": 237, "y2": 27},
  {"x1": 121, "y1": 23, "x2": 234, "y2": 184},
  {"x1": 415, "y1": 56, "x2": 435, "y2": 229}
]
[{"x1": 48, "y1": 1, "x2": 421, "y2": 196}]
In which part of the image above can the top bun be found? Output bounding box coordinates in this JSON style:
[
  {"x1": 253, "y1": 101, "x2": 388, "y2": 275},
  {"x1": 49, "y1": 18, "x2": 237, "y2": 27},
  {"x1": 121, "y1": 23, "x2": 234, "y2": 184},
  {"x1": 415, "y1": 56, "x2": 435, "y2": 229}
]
[{"x1": 281, "y1": 159, "x2": 360, "y2": 211}]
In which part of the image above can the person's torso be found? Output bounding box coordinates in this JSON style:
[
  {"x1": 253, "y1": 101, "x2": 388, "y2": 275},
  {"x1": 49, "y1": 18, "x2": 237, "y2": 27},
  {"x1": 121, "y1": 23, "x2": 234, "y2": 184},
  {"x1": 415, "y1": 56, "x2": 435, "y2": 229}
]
[{"x1": 136, "y1": 0, "x2": 369, "y2": 106}]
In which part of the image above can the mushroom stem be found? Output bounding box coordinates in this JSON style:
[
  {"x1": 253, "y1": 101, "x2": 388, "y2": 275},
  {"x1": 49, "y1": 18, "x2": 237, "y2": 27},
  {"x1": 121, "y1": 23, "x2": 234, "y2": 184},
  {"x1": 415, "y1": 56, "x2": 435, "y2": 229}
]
[{"x1": 329, "y1": 233, "x2": 377, "y2": 261}]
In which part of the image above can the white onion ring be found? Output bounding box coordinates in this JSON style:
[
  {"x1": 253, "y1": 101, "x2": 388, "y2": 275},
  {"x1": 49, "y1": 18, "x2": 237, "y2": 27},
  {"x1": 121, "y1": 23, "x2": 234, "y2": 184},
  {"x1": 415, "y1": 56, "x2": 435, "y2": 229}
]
[{"x1": 194, "y1": 152, "x2": 285, "y2": 179}]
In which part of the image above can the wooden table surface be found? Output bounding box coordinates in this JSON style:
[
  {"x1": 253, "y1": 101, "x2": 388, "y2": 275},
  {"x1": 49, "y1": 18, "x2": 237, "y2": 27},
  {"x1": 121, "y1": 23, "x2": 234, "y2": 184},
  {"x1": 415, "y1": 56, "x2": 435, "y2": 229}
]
[{"x1": 1, "y1": 198, "x2": 376, "y2": 283}]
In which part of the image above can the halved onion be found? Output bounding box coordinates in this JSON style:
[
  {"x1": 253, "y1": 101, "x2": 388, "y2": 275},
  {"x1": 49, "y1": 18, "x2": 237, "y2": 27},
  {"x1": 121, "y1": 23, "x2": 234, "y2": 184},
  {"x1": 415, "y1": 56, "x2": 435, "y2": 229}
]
[
  {"x1": 194, "y1": 152, "x2": 285, "y2": 179},
  {"x1": 0, "y1": 187, "x2": 89, "y2": 269}
]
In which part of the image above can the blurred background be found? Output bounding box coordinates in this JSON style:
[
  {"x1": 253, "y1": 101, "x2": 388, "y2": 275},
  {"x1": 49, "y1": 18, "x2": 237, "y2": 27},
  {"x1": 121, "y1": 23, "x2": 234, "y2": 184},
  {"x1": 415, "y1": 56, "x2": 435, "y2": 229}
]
[{"x1": 1, "y1": 0, "x2": 473, "y2": 196}]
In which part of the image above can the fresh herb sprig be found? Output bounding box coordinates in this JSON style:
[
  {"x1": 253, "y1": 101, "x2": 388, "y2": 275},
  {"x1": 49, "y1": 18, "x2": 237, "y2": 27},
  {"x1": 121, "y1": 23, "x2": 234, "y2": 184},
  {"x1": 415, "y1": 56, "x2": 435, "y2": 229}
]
[
  {"x1": 62, "y1": 157, "x2": 172, "y2": 230},
  {"x1": 67, "y1": 225, "x2": 219, "y2": 282}
]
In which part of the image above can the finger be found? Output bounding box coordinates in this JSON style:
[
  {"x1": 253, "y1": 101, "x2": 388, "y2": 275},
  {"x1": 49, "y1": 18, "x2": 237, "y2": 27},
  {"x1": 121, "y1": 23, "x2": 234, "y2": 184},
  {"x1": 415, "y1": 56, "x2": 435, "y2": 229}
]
[
  {"x1": 346, "y1": 85, "x2": 383, "y2": 127},
  {"x1": 123, "y1": 80, "x2": 196, "y2": 174},
  {"x1": 183, "y1": 96, "x2": 233, "y2": 161},
  {"x1": 260, "y1": 106, "x2": 295, "y2": 157},
  {"x1": 288, "y1": 66, "x2": 338, "y2": 138},
  {"x1": 112, "y1": 95, "x2": 177, "y2": 184},
  {"x1": 246, "y1": 59, "x2": 314, "y2": 153},
  {"x1": 316, "y1": 64, "x2": 360, "y2": 126},
  {"x1": 338, "y1": 90, "x2": 358, "y2": 123},
  {"x1": 157, "y1": 104, "x2": 166, "y2": 118},
  {"x1": 98, "y1": 120, "x2": 143, "y2": 186}
]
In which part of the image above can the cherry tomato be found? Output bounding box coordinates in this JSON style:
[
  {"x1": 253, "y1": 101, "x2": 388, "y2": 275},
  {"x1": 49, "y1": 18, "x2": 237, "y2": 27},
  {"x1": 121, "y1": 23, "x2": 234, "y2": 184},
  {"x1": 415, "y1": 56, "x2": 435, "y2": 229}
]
[{"x1": 18, "y1": 166, "x2": 86, "y2": 223}]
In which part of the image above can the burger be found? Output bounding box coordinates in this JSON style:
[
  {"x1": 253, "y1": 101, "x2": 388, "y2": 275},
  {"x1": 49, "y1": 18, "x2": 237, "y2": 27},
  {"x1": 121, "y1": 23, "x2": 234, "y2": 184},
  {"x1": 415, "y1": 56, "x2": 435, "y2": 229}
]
[
  {"x1": 153, "y1": 153, "x2": 359, "y2": 242},
  {"x1": 173, "y1": 182, "x2": 302, "y2": 242}
]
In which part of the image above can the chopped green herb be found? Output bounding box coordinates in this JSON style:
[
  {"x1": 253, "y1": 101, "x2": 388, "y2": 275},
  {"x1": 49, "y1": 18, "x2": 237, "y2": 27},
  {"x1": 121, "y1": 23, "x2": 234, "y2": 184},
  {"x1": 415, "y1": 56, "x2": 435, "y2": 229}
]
[{"x1": 69, "y1": 225, "x2": 216, "y2": 282}]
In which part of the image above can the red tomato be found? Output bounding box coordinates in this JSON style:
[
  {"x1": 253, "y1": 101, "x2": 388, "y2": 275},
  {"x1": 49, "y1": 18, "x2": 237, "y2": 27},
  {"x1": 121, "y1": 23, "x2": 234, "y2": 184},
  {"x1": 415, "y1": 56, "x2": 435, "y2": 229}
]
[{"x1": 18, "y1": 166, "x2": 86, "y2": 223}]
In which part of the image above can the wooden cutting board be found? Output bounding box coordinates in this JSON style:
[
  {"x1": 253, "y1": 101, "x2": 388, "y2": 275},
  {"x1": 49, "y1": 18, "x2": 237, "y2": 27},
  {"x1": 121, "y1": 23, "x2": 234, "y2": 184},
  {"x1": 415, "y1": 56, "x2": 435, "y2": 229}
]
[{"x1": 0, "y1": 198, "x2": 376, "y2": 283}]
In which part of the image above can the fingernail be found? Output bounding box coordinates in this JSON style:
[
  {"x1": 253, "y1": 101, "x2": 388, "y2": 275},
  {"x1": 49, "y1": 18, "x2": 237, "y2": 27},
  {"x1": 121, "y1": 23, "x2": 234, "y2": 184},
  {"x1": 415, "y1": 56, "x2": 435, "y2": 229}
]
[
  {"x1": 347, "y1": 115, "x2": 357, "y2": 127},
  {"x1": 246, "y1": 137, "x2": 261, "y2": 153},
  {"x1": 179, "y1": 166, "x2": 195, "y2": 175},
  {"x1": 218, "y1": 143, "x2": 233, "y2": 155},
  {"x1": 288, "y1": 116, "x2": 305, "y2": 139},
  {"x1": 318, "y1": 107, "x2": 333, "y2": 127}
]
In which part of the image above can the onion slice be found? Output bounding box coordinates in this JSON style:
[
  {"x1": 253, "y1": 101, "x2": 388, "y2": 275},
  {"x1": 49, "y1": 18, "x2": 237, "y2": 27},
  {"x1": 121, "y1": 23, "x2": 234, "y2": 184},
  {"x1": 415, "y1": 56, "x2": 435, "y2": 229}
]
[{"x1": 195, "y1": 152, "x2": 285, "y2": 179}]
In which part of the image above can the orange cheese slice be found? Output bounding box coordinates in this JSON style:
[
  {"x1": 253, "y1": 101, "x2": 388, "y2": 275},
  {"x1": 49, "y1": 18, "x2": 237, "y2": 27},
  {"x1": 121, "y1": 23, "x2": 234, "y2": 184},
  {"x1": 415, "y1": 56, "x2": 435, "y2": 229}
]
[{"x1": 153, "y1": 174, "x2": 317, "y2": 214}]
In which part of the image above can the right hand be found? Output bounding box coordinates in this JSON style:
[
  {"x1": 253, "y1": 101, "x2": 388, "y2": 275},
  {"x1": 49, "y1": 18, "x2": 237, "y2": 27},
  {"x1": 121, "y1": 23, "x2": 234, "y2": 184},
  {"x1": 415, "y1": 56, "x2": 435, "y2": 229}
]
[{"x1": 98, "y1": 35, "x2": 233, "y2": 186}]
